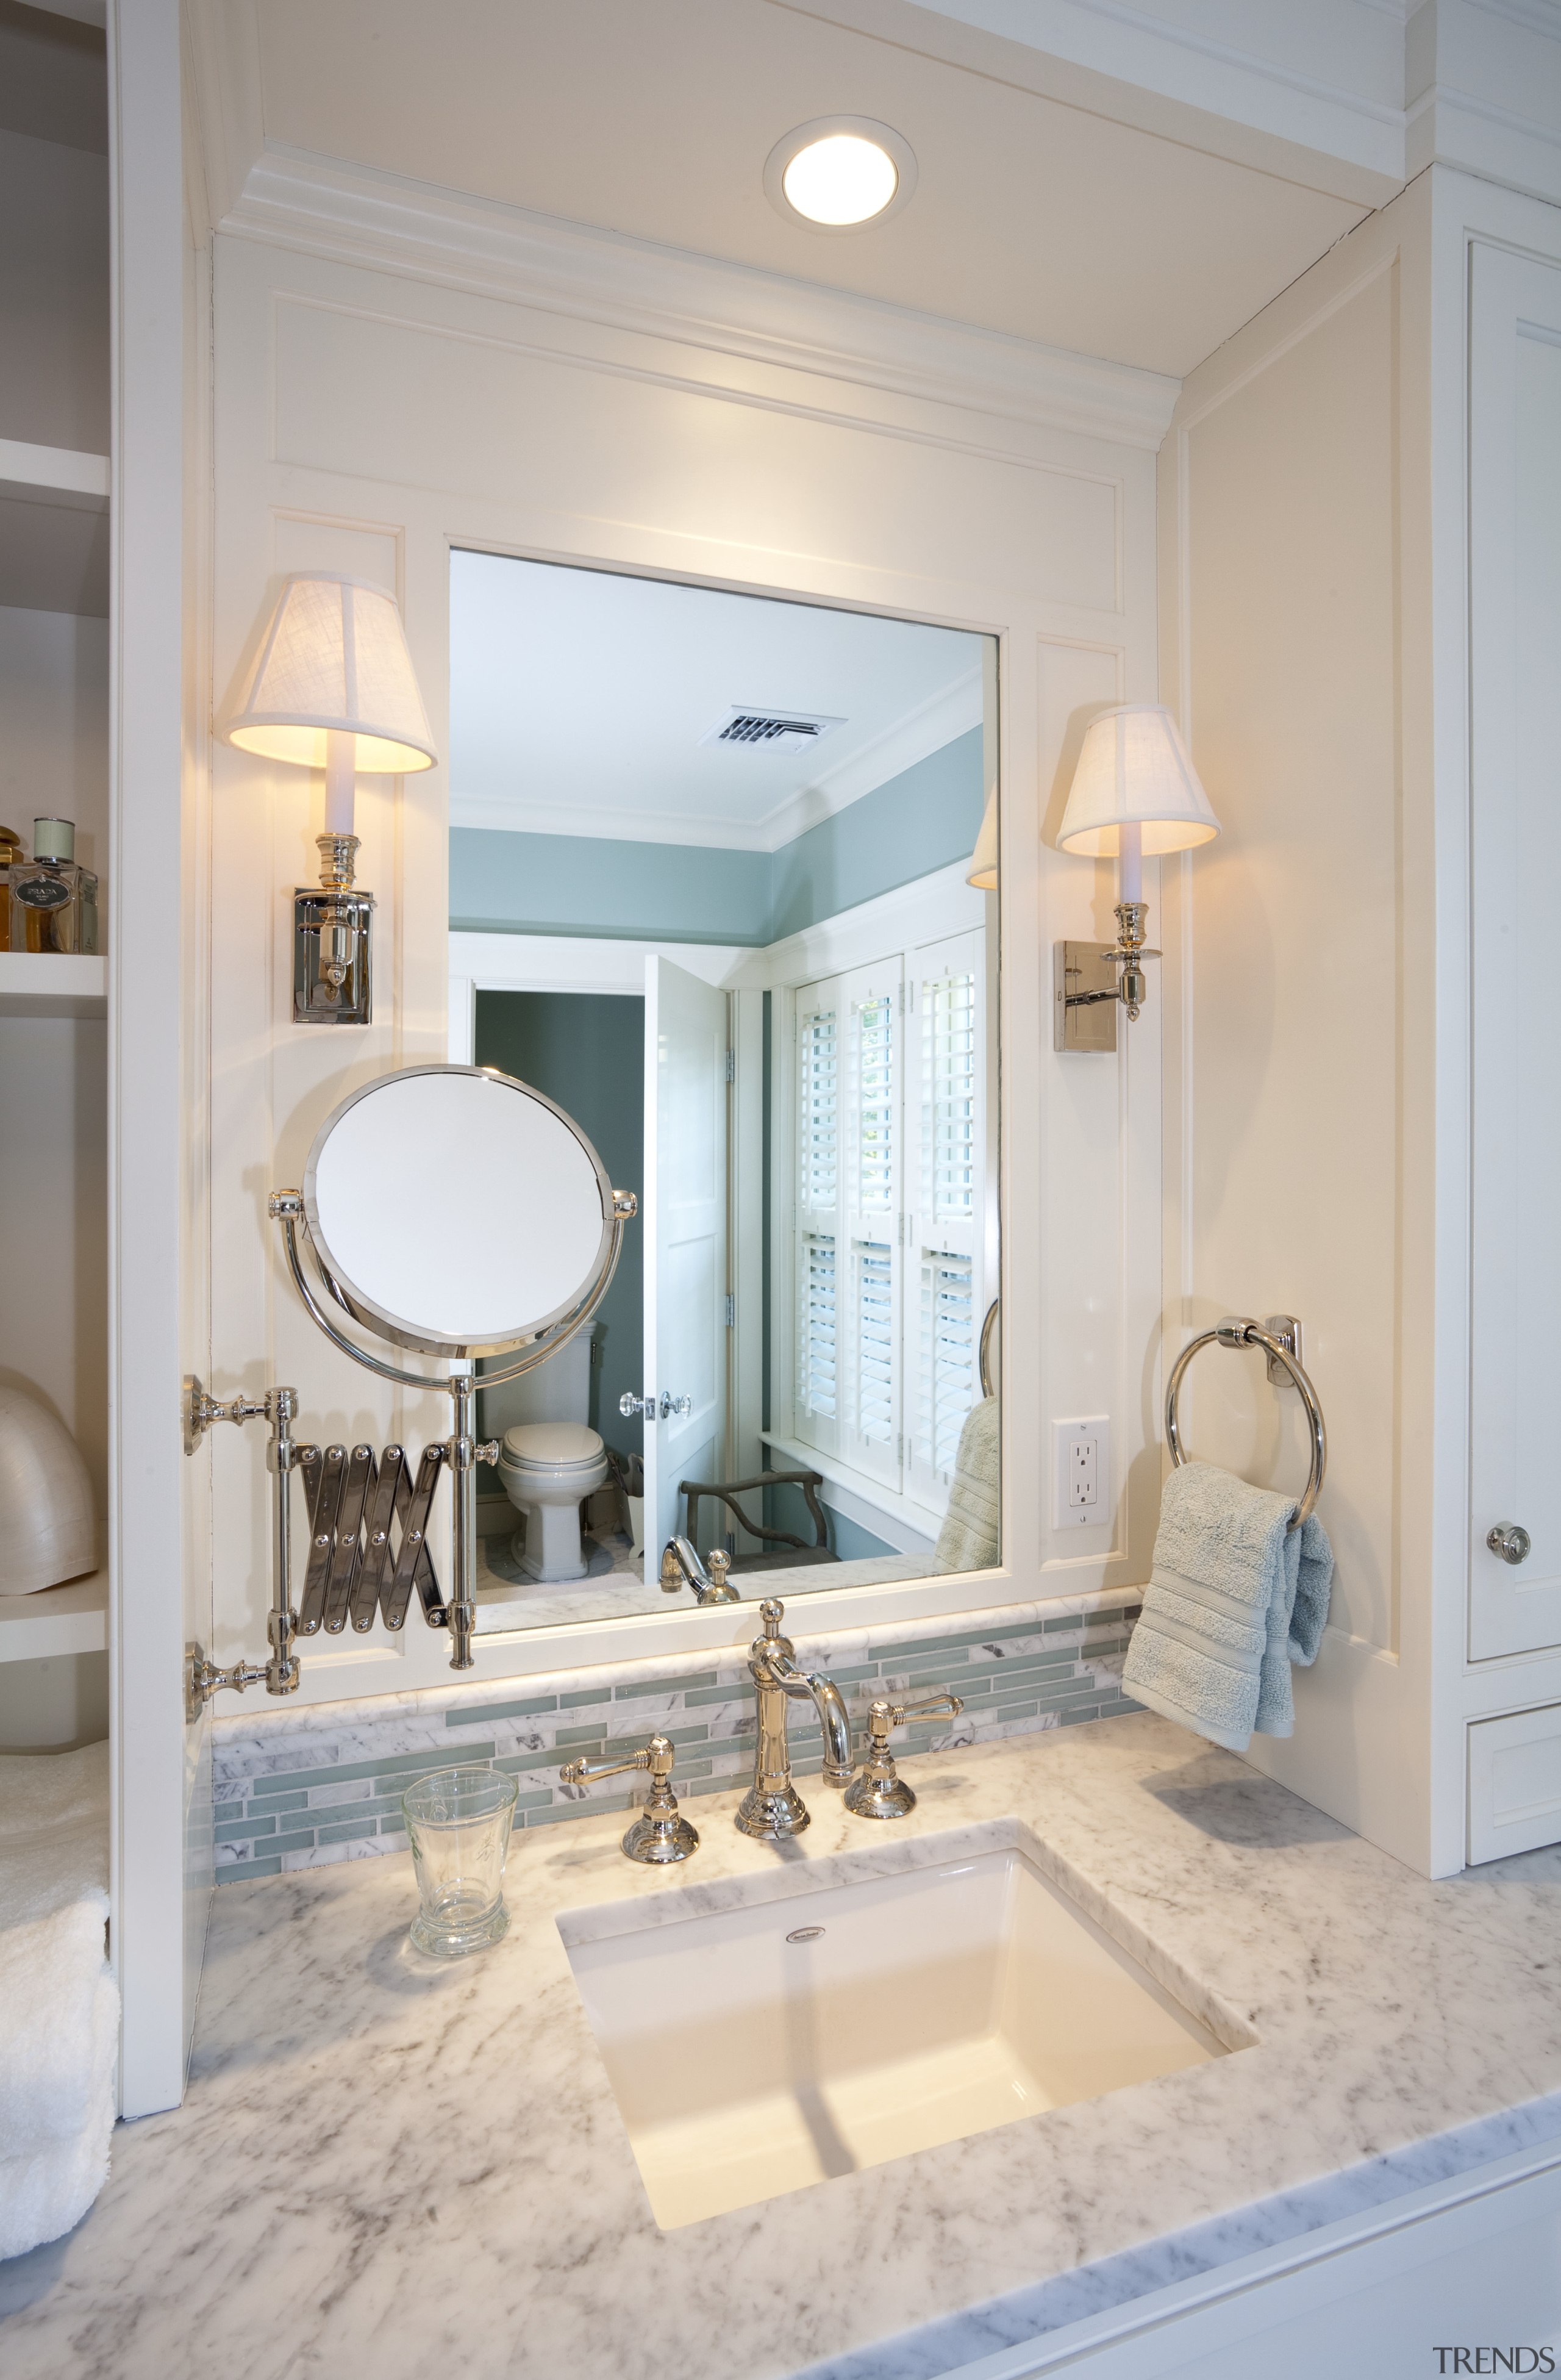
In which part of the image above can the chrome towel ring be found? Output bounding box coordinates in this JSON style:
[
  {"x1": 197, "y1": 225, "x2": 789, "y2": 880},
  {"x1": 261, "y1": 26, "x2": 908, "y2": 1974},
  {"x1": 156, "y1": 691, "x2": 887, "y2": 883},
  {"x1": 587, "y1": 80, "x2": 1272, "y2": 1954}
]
[
  {"x1": 979, "y1": 1299, "x2": 999, "y2": 1400},
  {"x1": 1165, "y1": 1316, "x2": 1327, "y2": 1532}
]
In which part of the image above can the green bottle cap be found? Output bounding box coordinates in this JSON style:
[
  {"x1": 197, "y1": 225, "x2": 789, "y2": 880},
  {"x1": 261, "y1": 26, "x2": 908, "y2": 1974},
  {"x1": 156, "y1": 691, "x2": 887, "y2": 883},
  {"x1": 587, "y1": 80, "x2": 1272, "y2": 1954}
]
[{"x1": 32, "y1": 817, "x2": 75, "y2": 864}]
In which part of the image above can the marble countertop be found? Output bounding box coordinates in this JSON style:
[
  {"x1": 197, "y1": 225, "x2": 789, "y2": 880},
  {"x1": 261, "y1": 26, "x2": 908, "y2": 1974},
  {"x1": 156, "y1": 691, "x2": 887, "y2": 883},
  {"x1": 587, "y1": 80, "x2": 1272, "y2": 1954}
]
[{"x1": 7, "y1": 1712, "x2": 1561, "y2": 2380}]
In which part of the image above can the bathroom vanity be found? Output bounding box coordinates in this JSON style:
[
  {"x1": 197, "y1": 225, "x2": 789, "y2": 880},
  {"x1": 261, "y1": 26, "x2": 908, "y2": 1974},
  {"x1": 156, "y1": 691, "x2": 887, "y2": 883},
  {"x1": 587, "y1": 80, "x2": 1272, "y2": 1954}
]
[{"x1": 7, "y1": 1712, "x2": 1560, "y2": 2378}]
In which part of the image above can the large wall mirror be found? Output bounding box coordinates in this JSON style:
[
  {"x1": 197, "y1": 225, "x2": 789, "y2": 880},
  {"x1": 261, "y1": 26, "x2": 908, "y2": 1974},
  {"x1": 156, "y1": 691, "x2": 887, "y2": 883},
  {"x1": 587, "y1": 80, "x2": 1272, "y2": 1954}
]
[{"x1": 447, "y1": 554, "x2": 999, "y2": 1633}]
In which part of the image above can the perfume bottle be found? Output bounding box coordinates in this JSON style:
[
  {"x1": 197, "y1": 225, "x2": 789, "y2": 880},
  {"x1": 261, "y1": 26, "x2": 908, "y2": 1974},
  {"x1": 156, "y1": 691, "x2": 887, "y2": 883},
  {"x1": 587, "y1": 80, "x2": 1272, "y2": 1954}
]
[
  {"x1": 10, "y1": 818, "x2": 99, "y2": 955},
  {"x1": 0, "y1": 827, "x2": 21, "y2": 953}
]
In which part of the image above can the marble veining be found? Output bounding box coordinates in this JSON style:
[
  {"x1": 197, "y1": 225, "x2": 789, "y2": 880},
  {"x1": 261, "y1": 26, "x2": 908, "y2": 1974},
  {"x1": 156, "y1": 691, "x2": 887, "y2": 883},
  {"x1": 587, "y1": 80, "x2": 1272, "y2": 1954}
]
[
  {"x1": 6, "y1": 1713, "x2": 1561, "y2": 2380},
  {"x1": 209, "y1": 1590, "x2": 1141, "y2": 1879}
]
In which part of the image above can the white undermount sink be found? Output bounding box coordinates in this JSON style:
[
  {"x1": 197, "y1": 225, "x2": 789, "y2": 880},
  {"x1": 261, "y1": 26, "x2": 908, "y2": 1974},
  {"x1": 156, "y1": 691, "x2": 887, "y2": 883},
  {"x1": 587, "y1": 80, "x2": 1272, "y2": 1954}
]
[{"x1": 559, "y1": 1830, "x2": 1249, "y2": 2229}]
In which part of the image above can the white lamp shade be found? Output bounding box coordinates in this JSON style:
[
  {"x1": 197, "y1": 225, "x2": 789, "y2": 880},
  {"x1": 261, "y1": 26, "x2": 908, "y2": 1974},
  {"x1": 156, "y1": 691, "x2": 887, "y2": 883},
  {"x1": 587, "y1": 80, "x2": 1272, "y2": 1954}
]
[
  {"x1": 966, "y1": 787, "x2": 998, "y2": 889},
  {"x1": 1057, "y1": 704, "x2": 1219, "y2": 858},
  {"x1": 224, "y1": 575, "x2": 437, "y2": 774}
]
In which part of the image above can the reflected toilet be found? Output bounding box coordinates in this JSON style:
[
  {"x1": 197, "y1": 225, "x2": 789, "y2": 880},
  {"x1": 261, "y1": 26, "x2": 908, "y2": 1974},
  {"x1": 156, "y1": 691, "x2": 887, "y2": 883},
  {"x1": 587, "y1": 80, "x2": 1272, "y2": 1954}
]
[{"x1": 491, "y1": 1328, "x2": 610, "y2": 1581}]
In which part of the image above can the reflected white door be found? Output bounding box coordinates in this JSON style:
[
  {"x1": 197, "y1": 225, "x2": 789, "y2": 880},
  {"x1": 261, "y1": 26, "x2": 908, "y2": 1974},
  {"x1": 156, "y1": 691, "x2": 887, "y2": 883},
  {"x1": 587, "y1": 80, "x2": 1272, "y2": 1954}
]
[{"x1": 644, "y1": 958, "x2": 729, "y2": 1580}]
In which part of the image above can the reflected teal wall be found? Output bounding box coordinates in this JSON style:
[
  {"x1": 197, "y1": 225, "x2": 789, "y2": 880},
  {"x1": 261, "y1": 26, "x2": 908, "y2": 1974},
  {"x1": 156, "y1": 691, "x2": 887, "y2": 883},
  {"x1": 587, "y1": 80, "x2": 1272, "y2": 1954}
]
[
  {"x1": 450, "y1": 728, "x2": 983, "y2": 944},
  {"x1": 766, "y1": 729, "x2": 985, "y2": 941},
  {"x1": 473, "y1": 990, "x2": 644, "y2": 1469}
]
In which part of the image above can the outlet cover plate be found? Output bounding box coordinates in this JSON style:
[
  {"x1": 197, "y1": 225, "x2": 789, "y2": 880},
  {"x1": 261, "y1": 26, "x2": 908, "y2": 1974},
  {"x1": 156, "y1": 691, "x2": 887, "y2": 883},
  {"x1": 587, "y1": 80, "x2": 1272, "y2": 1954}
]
[{"x1": 1052, "y1": 1416, "x2": 1112, "y2": 1530}]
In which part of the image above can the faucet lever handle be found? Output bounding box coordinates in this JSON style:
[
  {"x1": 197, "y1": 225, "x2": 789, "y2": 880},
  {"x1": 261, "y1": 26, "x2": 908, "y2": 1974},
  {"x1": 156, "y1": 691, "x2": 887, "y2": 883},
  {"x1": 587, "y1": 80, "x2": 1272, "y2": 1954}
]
[
  {"x1": 870, "y1": 1691, "x2": 964, "y2": 1746},
  {"x1": 558, "y1": 1732, "x2": 699, "y2": 1865},
  {"x1": 846, "y1": 1691, "x2": 965, "y2": 1822},
  {"x1": 559, "y1": 1733, "x2": 672, "y2": 1787}
]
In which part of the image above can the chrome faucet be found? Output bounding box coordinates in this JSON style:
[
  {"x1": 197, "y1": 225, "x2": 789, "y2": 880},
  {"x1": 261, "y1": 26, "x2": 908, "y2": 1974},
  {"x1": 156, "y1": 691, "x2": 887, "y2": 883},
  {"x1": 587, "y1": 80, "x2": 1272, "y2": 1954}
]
[
  {"x1": 659, "y1": 1536, "x2": 738, "y2": 1603},
  {"x1": 735, "y1": 1599, "x2": 852, "y2": 1840}
]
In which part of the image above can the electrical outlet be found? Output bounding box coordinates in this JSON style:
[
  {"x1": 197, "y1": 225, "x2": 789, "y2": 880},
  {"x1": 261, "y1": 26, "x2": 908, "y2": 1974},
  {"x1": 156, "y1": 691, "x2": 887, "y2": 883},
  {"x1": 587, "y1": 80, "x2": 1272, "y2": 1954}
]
[{"x1": 1052, "y1": 1418, "x2": 1111, "y2": 1530}]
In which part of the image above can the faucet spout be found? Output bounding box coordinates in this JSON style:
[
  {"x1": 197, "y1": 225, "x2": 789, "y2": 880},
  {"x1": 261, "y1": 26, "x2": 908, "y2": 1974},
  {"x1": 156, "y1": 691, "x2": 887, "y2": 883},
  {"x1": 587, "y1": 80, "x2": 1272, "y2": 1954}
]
[
  {"x1": 769, "y1": 1652, "x2": 853, "y2": 1787},
  {"x1": 735, "y1": 1599, "x2": 852, "y2": 1840},
  {"x1": 659, "y1": 1536, "x2": 740, "y2": 1604}
]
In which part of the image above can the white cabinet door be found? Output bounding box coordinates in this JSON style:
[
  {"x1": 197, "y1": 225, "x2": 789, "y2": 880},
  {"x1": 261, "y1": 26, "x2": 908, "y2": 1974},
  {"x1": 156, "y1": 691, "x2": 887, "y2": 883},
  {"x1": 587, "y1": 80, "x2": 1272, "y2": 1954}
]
[
  {"x1": 1468, "y1": 1705, "x2": 1561, "y2": 1865},
  {"x1": 643, "y1": 957, "x2": 729, "y2": 1577},
  {"x1": 1469, "y1": 245, "x2": 1561, "y2": 1660}
]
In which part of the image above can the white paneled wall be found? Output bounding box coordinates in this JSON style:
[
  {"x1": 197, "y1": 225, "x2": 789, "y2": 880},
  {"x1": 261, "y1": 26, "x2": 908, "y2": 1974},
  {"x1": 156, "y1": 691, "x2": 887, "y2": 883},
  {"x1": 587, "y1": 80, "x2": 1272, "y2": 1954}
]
[
  {"x1": 1159, "y1": 164, "x2": 1561, "y2": 1878},
  {"x1": 204, "y1": 160, "x2": 1171, "y2": 1699},
  {"x1": 1159, "y1": 190, "x2": 1437, "y2": 1869}
]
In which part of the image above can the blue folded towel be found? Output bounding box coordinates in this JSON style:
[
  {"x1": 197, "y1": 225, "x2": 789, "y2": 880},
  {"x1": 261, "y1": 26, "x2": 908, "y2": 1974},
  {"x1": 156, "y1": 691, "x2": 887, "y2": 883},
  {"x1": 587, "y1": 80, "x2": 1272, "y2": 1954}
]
[{"x1": 1121, "y1": 1460, "x2": 1333, "y2": 1752}]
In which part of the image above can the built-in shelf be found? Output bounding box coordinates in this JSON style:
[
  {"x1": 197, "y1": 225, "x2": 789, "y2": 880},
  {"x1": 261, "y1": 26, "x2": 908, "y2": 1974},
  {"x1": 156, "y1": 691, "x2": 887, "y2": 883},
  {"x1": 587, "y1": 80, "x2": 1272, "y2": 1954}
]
[
  {"x1": 0, "y1": 439, "x2": 110, "y2": 511},
  {"x1": 0, "y1": 439, "x2": 110, "y2": 617},
  {"x1": 0, "y1": 951, "x2": 107, "y2": 1017},
  {"x1": 0, "y1": 1568, "x2": 108, "y2": 1665}
]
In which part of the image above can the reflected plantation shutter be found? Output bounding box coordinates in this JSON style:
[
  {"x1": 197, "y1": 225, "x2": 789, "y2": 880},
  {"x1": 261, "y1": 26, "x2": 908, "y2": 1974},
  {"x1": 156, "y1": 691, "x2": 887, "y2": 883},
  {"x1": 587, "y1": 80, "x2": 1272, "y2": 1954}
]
[
  {"x1": 795, "y1": 989, "x2": 840, "y2": 1446},
  {"x1": 843, "y1": 962, "x2": 902, "y2": 1486},
  {"x1": 908, "y1": 934, "x2": 985, "y2": 1510},
  {"x1": 788, "y1": 930, "x2": 985, "y2": 1522}
]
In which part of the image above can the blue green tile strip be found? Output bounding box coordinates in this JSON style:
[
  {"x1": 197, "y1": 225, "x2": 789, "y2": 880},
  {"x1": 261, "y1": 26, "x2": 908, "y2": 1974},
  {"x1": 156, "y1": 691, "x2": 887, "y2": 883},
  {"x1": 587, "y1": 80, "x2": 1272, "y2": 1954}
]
[{"x1": 212, "y1": 1601, "x2": 1141, "y2": 1880}]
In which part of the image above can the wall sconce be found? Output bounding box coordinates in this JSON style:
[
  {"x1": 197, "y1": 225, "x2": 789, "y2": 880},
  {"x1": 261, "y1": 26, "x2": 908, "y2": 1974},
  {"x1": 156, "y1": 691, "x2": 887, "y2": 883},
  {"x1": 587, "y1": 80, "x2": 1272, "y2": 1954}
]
[
  {"x1": 1053, "y1": 704, "x2": 1220, "y2": 1052},
  {"x1": 221, "y1": 575, "x2": 437, "y2": 1025}
]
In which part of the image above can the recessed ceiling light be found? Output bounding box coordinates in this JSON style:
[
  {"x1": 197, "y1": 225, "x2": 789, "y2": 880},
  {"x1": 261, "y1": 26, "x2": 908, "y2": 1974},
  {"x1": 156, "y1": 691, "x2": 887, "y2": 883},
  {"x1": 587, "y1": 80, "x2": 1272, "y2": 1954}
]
[{"x1": 764, "y1": 116, "x2": 918, "y2": 235}]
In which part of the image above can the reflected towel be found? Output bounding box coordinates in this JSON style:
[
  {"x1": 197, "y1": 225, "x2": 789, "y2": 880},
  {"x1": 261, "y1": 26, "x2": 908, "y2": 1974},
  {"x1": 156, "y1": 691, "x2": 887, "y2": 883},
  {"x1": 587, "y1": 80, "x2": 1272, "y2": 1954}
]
[
  {"x1": 1121, "y1": 1461, "x2": 1333, "y2": 1752},
  {"x1": 0, "y1": 1741, "x2": 118, "y2": 2260},
  {"x1": 934, "y1": 1395, "x2": 1001, "y2": 1572}
]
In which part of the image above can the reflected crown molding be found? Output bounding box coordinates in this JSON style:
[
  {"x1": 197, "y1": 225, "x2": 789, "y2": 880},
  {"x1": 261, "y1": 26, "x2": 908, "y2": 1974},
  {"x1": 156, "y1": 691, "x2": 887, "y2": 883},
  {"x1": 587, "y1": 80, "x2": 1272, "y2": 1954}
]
[
  {"x1": 451, "y1": 665, "x2": 985, "y2": 853},
  {"x1": 221, "y1": 145, "x2": 1182, "y2": 454}
]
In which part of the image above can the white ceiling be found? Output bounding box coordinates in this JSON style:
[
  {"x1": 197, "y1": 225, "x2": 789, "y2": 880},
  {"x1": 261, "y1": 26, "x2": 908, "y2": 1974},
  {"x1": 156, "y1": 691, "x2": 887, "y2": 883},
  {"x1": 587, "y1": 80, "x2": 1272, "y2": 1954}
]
[
  {"x1": 448, "y1": 551, "x2": 986, "y2": 852},
  {"x1": 249, "y1": 0, "x2": 1373, "y2": 379}
]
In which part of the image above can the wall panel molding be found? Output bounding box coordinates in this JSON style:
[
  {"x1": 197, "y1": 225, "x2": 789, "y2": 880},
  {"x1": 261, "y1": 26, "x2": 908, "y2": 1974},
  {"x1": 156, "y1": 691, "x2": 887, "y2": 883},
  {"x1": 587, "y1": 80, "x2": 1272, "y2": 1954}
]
[{"x1": 221, "y1": 147, "x2": 1182, "y2": 454}]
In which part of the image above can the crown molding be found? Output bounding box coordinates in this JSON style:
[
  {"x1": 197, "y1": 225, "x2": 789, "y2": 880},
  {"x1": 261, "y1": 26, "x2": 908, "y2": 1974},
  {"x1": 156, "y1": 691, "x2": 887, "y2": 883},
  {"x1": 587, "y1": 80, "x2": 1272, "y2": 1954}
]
[
  {"x1": 449, "y1": 794, "x2": 776, "y2": 853},
  {"x1": 221, "y1": 146, "x2": 1182, "y2": 453}
]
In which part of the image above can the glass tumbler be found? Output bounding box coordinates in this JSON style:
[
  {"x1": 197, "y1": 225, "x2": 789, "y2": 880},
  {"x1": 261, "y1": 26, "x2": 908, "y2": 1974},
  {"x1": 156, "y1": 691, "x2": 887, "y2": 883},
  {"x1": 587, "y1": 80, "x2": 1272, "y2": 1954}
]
[{"x1": 402, "y1": 1765, "x2": 519, "y2": 1956}]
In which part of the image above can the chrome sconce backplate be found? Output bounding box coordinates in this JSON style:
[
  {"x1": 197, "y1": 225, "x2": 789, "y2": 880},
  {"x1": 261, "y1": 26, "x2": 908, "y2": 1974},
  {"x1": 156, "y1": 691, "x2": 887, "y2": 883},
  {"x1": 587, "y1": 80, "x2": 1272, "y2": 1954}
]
[
  {"x1": 1054, "y1": 940, "x2": 1119, "y2": 1052},
  {"x1": 293, "y1": 835, "x2": 373, "y2": 1026}
]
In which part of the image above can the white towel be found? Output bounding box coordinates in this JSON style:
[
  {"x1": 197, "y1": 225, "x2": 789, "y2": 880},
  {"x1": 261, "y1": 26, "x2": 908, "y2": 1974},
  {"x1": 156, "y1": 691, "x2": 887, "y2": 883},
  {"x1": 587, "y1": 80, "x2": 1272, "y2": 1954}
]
[
  {"x1": 0, "y1": 1741, "x2": 117, "y2": 2262},
  {"x1": 933, "y1": 1396, "x2": 1001, "y2": 1572}
]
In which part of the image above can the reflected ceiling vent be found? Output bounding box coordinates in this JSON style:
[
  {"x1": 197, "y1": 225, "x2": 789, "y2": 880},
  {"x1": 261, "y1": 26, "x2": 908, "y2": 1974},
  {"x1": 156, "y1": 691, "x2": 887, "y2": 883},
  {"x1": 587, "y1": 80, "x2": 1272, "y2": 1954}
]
[{"x1": 700, "y1": 706, "x2": 846, "y2": 755}]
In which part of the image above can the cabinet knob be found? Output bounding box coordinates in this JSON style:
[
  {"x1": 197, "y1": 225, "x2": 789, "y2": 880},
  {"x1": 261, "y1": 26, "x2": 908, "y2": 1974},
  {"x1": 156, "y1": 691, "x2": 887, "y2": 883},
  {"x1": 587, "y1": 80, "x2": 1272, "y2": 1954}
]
[{"x1": 1487, "y1": 1524, "x2": 1532, "y2": 1566}]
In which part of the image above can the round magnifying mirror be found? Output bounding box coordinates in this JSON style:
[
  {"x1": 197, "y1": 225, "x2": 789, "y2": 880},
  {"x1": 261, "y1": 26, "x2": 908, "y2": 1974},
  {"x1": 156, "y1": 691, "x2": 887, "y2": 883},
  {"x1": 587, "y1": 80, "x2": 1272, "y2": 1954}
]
[{"x1": 301, "y1": 1065, "x2": 618, "y2": 1358}]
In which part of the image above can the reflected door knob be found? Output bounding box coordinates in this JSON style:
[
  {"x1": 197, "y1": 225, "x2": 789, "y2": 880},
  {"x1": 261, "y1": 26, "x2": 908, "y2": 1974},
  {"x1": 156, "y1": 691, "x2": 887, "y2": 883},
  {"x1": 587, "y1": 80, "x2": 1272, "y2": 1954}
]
[
  {"x1": 618, "y1": 1391, "x2": 653, "y2": 1418},
  {"x1": 1487, "y1": 1524, "x2": 1532, "y2": 1566}
]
